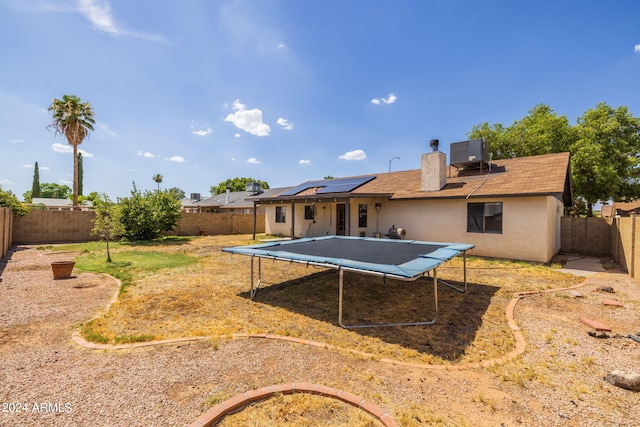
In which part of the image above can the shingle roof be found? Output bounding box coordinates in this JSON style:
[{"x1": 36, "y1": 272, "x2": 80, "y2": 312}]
[
  {"x1": 613, "y1": 200, "x2": 640, "y2": 215},
  {"x1": 257, "y1": 152, "x2": 572, "y2": 204}
]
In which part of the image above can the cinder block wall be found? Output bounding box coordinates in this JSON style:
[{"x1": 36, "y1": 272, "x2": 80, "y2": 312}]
[
  {"x1": 167, "y1": 213, "x2": 265, "y2": 236},
  {"x1": 0, "y1": 208, "x2": 12, "y2": 259},
  {"x1": 560, "y1": 217, "x2": 610, "y2": 256},
  {"x1": 12, "y1": 211, "x2": 96, "y2": 244},
  {"x1": 11, "y1": 211, "x2": 265, "y2": 244}
]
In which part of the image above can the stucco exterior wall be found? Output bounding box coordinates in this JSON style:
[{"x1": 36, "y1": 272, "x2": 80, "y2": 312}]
[{"x1": 264, "y1": 195, "x2": 563, "y2": 263}]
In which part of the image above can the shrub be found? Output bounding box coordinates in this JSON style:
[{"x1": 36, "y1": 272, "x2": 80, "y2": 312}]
[{"x1": 118, "y1": 186, "x2": 182, "y2": 240}]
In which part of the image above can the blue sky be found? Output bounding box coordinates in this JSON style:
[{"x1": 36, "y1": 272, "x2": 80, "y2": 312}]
[{"x1": 1, "y1": 0, "x2": 639, "y2": 200}]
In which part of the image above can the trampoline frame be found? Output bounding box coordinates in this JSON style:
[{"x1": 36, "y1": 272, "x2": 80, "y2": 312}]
[{"x1": 224, "y1": 237, "x2": 473, "y2": 329}]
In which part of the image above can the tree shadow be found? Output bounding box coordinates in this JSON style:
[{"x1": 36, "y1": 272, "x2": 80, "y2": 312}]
[{"x1": 240, "y1": 269, "x2": 499, "y2": 361}]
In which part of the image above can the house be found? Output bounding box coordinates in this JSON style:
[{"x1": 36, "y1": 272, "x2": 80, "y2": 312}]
[
  {"x1": 250, "y1": 139, "x2": 573, "y2": 263},
  {"x1": 183, "y1": 187, "x2": 290, "y2": 214},
  {"x1": 31, "y1": 198, "x2": 93, "y2": 211}
]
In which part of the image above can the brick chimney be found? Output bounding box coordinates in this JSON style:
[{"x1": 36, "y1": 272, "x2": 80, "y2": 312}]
[{"x1": 421, "y1": 139, "x2": 446, "y2": 191}]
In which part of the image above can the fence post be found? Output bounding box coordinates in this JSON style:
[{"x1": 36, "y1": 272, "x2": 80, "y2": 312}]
[{"x1": 631, "y1": 214, "x2": 636, "y2": 279}]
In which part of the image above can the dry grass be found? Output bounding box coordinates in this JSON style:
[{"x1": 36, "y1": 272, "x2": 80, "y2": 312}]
[
  {"x1": 78, "y1": 235, "x2": 582, "y2": 366},
  {"x1": 217, "y1": 393, "x2": 379, "y2": 427}
]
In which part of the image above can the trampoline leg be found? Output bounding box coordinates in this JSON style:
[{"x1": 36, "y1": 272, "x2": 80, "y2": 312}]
[
  {"x1": 249, "y1": 256, "x2": 262, "y2": 300},
  {"x1": 338, "y1": 268, "x2": 345, "y2": 328},
  {"x1": 437, "y1": 251, "x2": 468, "y2": 293},
  {"x1": 339, "y1": 269, "x2": 438, "y2": 329}
]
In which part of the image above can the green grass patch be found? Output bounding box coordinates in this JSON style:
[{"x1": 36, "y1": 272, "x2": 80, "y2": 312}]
[
  {"x1": 113, "y1": 334, "x2": 156, "y2": 344},
  {"x1": 79, "y1": 321, "x2": 110, "y2": 344},
  {"x1": 73, "y1": 250, "x2": 199, "y2": 292}
]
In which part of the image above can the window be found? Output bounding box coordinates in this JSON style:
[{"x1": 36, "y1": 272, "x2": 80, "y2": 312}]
[
  {"x1": 304, "y1": 205, "x2": 315, "y2": 220},
  {"x1": 275, "y1": 206, "x2": 286, "y2": 223},
  {"x1": 467, "y1": 202, "x2": 502, "y2": 233},
  {"x1": 358, "y1": 204, "x2": 368, "y2": 228}
]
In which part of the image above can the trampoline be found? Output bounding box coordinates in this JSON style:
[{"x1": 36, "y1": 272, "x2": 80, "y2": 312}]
[{"x1": 222, "y1": 236, "x2": 474, "y2": 329}]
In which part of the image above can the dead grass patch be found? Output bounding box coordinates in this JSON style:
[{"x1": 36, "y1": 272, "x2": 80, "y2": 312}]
[{"x1": 79, "y1": 235, "x2": 582, "y2": 365}]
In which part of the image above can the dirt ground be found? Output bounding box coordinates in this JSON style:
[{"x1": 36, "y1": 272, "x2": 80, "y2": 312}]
[{"x1": 1, "y1": 241, "x2": 639, "y2": 426}]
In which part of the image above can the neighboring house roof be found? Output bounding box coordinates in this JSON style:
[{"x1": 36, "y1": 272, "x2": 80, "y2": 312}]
[
  {"x1": 612, "y1": 200, "x2": 640, "y2": 216},
  {"x1": 192, "y1": 187, "x2": 292, "y2": 209},
  {"x1": 32, "y1": 198, "x2": 93, "y2": 207},
  {"x1": 253, "y1": 152, "x2": 572, "y2": 205}
]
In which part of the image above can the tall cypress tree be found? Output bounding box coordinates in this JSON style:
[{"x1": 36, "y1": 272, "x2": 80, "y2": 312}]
[
  {"x1": 77, "y1": 153, "x2": 83, "y2": 196},
  {"x1": 31, "y1": 161, "x2": 41, "y2": 199}
]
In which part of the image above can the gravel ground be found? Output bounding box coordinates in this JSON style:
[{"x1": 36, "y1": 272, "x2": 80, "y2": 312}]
[{"x1": 1, "y1": 245, "x2": 639, "y2": 426}]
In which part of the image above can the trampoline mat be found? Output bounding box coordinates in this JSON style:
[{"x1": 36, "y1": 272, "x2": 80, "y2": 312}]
[{"x1": 263, "y1": 238, "x2": 445, "y2": 266}]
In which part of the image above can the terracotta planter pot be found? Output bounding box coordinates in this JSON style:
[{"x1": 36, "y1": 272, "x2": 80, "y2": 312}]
[{"x1": 51, "y1": 261, "x2": 75, "y2": 280}]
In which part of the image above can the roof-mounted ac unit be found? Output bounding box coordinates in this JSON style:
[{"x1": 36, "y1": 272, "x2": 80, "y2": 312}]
[
  {"x1": 450, "y1": 138, "x2": 489, "y2": 170},
  {"x1": 245, "y1": 182, "x2": 263, "y2": 195}
]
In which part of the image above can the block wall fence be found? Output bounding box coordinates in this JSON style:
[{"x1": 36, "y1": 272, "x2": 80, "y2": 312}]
[{"x1": 9, "y1": 211, "x2": 265, "y2": 244}]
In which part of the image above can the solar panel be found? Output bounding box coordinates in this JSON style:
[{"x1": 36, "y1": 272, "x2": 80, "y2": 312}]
[{"x1": 279, "y1": 176, "x2": 375, "y2": 196}]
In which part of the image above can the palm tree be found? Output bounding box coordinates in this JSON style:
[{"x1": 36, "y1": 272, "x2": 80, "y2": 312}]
[
  {"x1": 47, "y1": 95, "x2": 95, "y2": 209},
  {"x1": 153, "y1": 174, "x2": 163, "y2": 191}
]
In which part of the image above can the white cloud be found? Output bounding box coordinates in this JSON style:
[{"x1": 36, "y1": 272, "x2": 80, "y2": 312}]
[
  {"x1": 51, "y1": 143, "x2": 94, "y2": 157},
  {"x1": 277, "y1": 117, "x2": 294, "y2": 130},
  {"x1": 77, "y1": 0, "x2": 167, "y2": 42},
  {"x1": 9, "y1": 139, "x2": 25, "y2": 144},
  {"x1": 277, "y1": 42, "x2": 287, "y2": 49},
  {"x1": 299, "y1": 159, "x2": 311, "y2": 165},
  {"x1": 138, "y1": 151, "x2": 156, "y2": 158},
  {"x1": 0, "y1": 179, "x2": 14, "y2": 186},
  {"x1": 192, "y1": 128, "x2": 212, "y2": 136},
  {"x1": 97, "y1": 123, "x2": 119, "y2": 138},
  {"x1": 247, "y1": 157, "x2": 260, "y2": 164},
  {"x1": 635, "y1": 44, "x2": 640, "y2": 53},
  {"x1": 339, "y1": 149, "x2": 367, "y2": 161},
  {"x1": 371, "y1": 93, "x2": 397, "y2": 106},
  {"x1": 224, "y1": 99, "x2": 271, "y2": 137},
  {"x1": 234, "y1": 133, "x2": 241, "y2": 138},
  {"x1": 24, "y1": 164, "x2": 49, "y2": 170},
  {"x1": 167, "y1": 155, "x2": 187, "y2": 163}
]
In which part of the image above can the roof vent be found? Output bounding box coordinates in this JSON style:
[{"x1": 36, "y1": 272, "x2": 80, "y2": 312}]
[{"x1": 429, "y1": 139, "x2": 439, "y2": 152}]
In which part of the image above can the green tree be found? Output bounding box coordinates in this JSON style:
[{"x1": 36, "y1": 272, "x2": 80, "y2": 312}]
[
  {"x1": 167, "y1": 187, "x2": 186, "y2": 199},
  {"x1": 572, "y1": 103, "x2": 640, "y2": 216},
  {"x1": 91, "y1": 194, "x2": 125, "y2": 262},
  {"x1": 78, "y1": 153, "x2": 84, "y2": 196},
  {"x1": 41, "y1": 183, "x2": 72, "y2": 199},
  {"x1": 47, "y1": 95, "x2": 95, "y2": 209},
  {"x1": 210, "y1": 177, "x2": 270, "y2": 195},
  {"x1": 469, "y1": 104, "x2": 576, "y2": 159},
  {"x1": 469, "y1": 102, "x2": 640, "y2": 216},
  {"x1": 153, "y1": 174, "x2": 163, "y2": 191},
  {"x1": 118, "y1": 187, "x2": 183, "y2": 240},
  {"x1": 0, "y1": 186, "x2": 30, "y2": 216},
  {"x1": 30, "y1": 162, "x2": 41, "y2": 201}
]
